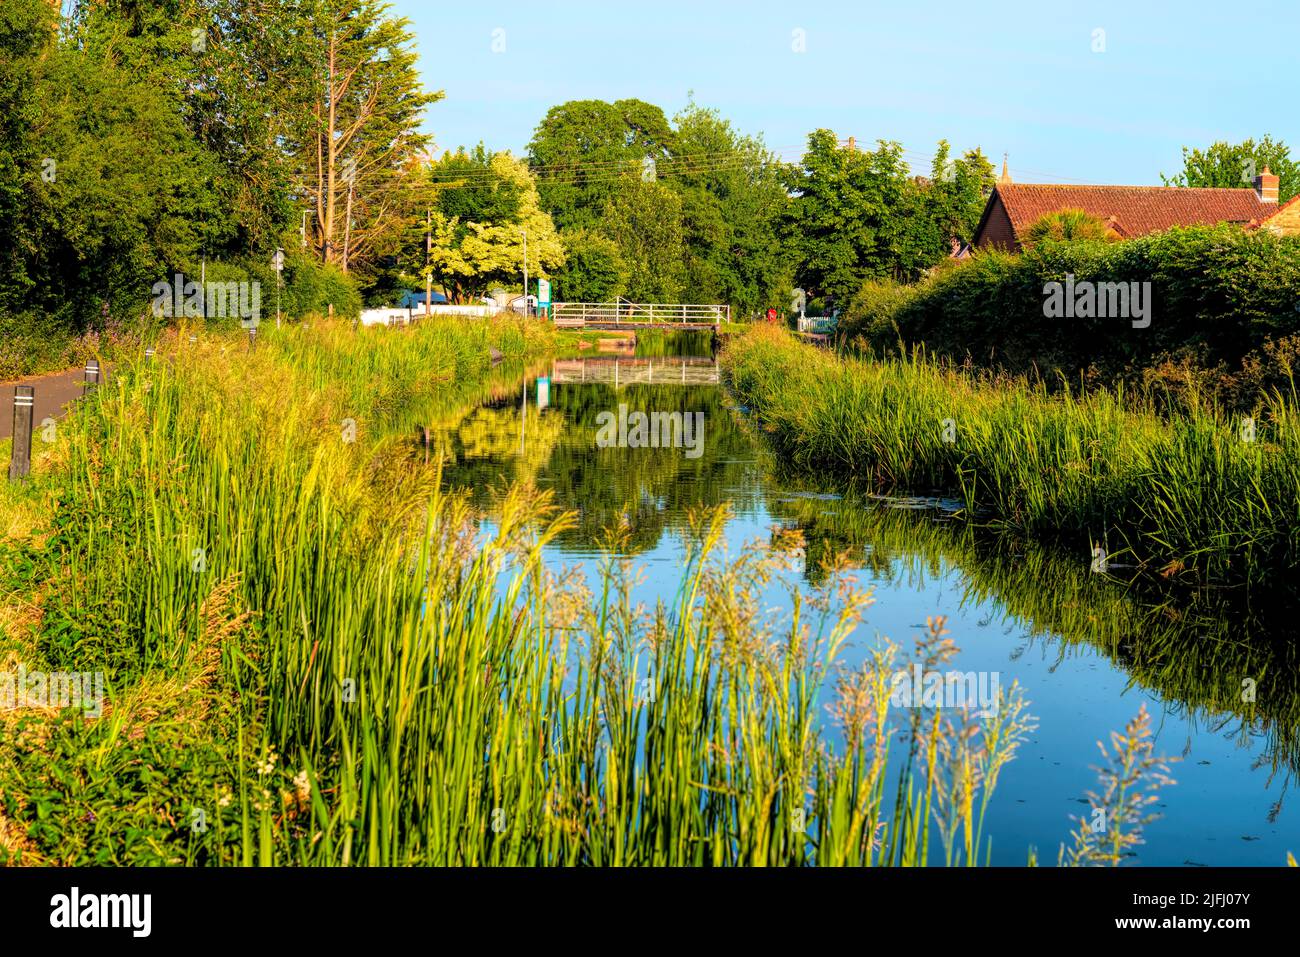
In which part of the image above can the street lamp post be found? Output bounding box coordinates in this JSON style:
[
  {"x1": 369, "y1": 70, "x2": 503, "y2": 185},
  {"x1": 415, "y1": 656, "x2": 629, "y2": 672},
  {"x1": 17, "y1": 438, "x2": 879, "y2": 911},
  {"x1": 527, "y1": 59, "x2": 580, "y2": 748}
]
[
  {"x1": 521, "y1": 228, "x2": 528, "y2": 318},
  {"x1": 273, "y1": 247, "x2": 284, "y2": 328}
]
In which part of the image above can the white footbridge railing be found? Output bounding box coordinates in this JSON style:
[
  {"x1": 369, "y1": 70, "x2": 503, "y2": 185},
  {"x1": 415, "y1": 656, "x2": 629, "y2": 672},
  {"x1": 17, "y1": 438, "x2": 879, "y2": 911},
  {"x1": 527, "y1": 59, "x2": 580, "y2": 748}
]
[{"x1": 551, "y1": 300, "x2": 729, "y2": 327}]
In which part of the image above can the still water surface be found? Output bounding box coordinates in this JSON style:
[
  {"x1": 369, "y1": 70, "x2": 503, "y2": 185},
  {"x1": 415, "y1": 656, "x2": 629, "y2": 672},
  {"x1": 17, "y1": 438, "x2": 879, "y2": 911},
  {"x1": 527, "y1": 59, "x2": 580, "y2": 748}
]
[{"x1": 434, "y1": 341, "x2": 1297, "y2": 865}]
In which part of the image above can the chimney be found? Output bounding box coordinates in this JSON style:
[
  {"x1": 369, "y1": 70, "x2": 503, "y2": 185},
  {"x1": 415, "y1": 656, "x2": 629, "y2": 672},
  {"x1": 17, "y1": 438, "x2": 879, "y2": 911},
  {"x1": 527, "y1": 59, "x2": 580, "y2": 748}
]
[{"x1": 1255, "y1": 165, "x2": 1279, "y2": 204}]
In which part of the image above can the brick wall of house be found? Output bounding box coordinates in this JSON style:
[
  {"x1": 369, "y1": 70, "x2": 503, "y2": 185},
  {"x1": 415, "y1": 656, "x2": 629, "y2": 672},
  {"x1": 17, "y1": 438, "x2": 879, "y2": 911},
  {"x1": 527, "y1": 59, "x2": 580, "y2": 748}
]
[
  {"x1": 1264, "y1": 199, "x2": 1300, "y2": 236},
  {"x1": 975, "y1": 194, "x2": 1017, "y2": 250}
]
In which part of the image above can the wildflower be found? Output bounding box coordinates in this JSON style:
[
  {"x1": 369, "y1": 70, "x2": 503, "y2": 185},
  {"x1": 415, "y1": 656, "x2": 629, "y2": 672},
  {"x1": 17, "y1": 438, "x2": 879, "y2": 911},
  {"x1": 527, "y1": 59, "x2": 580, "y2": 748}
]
[
  {"x1": 256, "y1": 747, "x2": 278, "y2": 776},
  {"x1": 293, "y1": 769, "x2": 311, "y2": 803}
]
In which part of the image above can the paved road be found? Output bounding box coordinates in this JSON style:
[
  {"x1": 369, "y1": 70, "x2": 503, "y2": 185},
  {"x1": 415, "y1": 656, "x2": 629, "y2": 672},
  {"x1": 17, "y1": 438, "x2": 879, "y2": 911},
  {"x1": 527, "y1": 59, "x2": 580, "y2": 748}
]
[{"x1": 0, "y1": 367, "x2": 99, "y2": 441}]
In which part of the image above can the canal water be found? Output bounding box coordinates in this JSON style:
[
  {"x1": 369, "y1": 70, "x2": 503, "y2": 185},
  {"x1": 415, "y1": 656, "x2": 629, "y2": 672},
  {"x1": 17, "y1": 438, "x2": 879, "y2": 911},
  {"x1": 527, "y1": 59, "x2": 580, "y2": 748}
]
[{"x1": 435, "y1": 339, "x2": 1298, "y2": 866}]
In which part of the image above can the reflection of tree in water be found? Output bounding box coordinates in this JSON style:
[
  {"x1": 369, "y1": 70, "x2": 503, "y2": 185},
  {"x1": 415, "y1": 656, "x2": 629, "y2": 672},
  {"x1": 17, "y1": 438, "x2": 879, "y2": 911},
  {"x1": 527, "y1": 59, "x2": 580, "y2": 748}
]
[
  {"x1": 767, "y1": 485, "x2": 1300, "y2": 785},
  {"x1": 436, "y1": 375, "x2": 762, "y2": 556},
  {"x1": 434, "y1": 393, "x2": 564, "y2": 492},
  {"x1": 540, "y1": 382, "x2": 760, "y2": 554}
]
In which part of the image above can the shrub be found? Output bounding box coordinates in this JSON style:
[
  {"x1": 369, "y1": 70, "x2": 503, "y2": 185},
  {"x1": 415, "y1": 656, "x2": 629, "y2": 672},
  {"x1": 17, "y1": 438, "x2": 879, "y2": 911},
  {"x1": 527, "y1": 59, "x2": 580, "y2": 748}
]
[
  {"x1": 283, "y1": 255, "x2": 363, "y2": 320},
  {"x1": 843, "y1": 225, "x2": 1300, "y2": 401},
  {"x1": 1021, "y1": 209, "x2": 1120, "y2": 248}
]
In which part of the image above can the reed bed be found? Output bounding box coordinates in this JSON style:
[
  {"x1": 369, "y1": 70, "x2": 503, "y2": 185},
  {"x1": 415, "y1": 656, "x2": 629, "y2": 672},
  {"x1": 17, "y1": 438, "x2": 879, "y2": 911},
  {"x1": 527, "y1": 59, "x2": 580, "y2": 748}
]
[
  {"x1": 1, "y1": 319, "x2": 1170, "y2": 866},
  {"x1": 723, "y1": 325, "x2": 1300, "y2": 590}
]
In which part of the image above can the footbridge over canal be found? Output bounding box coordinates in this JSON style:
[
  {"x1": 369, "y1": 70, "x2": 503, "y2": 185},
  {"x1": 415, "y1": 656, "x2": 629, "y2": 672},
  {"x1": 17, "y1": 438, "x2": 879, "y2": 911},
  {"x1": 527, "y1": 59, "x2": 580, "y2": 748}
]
[{"x1": 550, "y1": 300, "x2": 729, "y2": 331}]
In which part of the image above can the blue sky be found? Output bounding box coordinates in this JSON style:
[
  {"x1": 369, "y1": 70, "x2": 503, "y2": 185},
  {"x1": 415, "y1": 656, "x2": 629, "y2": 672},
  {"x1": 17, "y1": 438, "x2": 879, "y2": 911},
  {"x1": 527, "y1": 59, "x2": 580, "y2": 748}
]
[{"x1": 392, "y1": 0, "x2": 1298, "y2": 185}]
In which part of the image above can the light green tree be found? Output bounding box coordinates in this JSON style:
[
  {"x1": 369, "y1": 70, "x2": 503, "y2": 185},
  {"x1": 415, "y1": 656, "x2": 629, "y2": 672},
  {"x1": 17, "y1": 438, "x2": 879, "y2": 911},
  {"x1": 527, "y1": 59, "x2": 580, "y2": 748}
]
[{"x1": 427, "y1": 152, "x2": 564, "y2": 303}]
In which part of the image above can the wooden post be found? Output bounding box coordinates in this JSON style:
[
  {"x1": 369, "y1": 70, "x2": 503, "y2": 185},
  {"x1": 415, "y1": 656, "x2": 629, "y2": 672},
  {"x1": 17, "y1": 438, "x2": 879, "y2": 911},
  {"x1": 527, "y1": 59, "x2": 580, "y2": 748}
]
[
  {"x1": 83, "y1": 359, "x2": 100, "y2": 397},
  {"x1": 8, "y1": 386, "x2": 34, "y2": 481},
  {"x1": 145, "y1": 347, "x2": 156, "y2": 362},
  {"x1": 248, "y1": 326, "x2": 257, "y2": 349}
]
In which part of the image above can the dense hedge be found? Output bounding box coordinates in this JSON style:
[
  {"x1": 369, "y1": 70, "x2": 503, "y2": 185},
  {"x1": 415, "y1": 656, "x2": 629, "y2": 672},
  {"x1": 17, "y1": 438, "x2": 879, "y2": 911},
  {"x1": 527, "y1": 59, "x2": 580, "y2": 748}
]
[
  {"x1": 843, "y1": 225, "x2": 1300, "y2": 397},
  {"x1": 1, "y1": 255, "x2": 361, "y2": 379}
]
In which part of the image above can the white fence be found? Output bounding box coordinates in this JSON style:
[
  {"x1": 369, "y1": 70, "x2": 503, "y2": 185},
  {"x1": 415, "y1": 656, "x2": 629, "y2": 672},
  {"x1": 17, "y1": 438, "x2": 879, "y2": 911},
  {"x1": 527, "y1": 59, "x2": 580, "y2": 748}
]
[
  {"x1": 796, "y1": 316, "x2": 838, "y2": 334},
  {"x1": 551, "y1": 301, "x2": 730, "y2": 327},
  {"x1": 360, "y1": 304, "x2": 500, "y2": 327}
]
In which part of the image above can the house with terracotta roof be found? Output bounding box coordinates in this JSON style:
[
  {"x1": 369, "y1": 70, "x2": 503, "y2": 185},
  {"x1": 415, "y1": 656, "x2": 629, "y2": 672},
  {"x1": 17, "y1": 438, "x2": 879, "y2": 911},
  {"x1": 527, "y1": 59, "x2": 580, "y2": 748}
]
[{"x1": 970, "y1": 159, "x2": 1297, "y2": 251}]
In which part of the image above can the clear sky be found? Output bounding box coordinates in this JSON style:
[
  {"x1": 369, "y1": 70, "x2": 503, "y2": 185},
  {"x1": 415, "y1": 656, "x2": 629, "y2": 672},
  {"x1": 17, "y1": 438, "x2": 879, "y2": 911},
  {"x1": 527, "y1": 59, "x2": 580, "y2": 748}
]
[{"x1": 391, "y1": 0, "x2": 1298, "y2": 185}]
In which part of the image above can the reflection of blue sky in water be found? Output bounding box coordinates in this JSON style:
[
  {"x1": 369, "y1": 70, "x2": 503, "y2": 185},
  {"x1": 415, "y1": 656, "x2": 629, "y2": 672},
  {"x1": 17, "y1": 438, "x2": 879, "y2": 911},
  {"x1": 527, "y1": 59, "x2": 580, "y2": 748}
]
[{"x1": 439, "y1": 366, "x2": 1295, "y2": 866}]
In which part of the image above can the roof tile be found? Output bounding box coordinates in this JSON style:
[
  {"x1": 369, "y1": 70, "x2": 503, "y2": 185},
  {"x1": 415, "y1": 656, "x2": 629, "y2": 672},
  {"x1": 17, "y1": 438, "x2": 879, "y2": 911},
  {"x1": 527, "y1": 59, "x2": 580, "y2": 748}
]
[{"x1": 996, "y1": 184, "x2": 1276, "y2": 240}]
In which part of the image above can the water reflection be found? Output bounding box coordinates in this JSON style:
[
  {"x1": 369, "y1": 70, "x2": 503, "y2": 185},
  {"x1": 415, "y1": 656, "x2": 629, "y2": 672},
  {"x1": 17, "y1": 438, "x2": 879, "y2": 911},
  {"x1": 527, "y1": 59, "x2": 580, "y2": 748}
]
[{"x1": 413, "y1": 346, "x2": 1297, "y2": 864}]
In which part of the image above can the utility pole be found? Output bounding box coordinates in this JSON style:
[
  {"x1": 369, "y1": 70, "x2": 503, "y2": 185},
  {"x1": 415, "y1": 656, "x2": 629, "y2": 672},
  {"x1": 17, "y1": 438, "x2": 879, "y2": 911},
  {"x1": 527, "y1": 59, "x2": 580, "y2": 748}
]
[
  {"x1": 521, "y1": 228, "x2": 528, "y2": 318},
  {"x1": 301, "y1": 210, "x2": 308, "y2": 251},
  {"x1": 425, "y1": 209, "x2": 432, "y2": 318},
  {"x1": 273, "y1": 248, "x2": 284, "y2": 329}
]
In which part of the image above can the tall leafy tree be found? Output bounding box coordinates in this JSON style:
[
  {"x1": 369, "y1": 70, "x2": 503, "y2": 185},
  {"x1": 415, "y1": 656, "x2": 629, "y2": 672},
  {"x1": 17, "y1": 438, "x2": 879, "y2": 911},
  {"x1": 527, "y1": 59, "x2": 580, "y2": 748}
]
[
  {"x1": 0, "y1": 0, "x2": 57, "y2": 310},
  {"x1": 925, "y1": 140, "x2": 996, "y2": 250},
  {"x1": 551, "y1": 228, "x2": 625, "y2": 302},
  {"x1": 278, "y1": 0, "x2": 442, "y2": 274},
  {"x1": 671, "y1": 103, "x2": 793, "y2": 315},
  {"x1": 785, "y1": 130, "x2": 915, "y2": 305},
  {"x1": 1162, "y1": 137, "x2": 1299, "y2": 203},
  {"x1": 600, "y1": 176, "x2": 685, "y2": 302},
  {"x1": 426, "y1": 150, "x2": 564, "y2": 303},
  {"x1": 6, "y1": 0, "x2": 223, "y2": 324},
  {"x1": 528, "y1": 99, "x2": 676, "y2": 231},
  {"x1": 786, "y1": 132, "x2": 993, "y2": 304}
]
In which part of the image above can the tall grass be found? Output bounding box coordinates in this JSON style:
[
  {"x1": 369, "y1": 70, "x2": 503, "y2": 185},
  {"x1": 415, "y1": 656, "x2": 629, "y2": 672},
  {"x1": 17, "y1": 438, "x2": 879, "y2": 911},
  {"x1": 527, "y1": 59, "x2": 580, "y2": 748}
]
[
  {"x1": 1, "y1": 319, "x2": 1167, "y2": 866},
  {"x1": 724, "y1": 325, "x2": 1300, "y2": 590}
]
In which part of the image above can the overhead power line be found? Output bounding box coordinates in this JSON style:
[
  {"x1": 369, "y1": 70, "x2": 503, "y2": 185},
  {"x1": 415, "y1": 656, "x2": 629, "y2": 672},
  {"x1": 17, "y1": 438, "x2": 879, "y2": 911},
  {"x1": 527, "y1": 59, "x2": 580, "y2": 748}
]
[
  {"x1": 429, "y1": 153, "x2": 797, "y2": 190},
  {"x1": 428, "y1": 145, "x2": 807, "y2": 187}
]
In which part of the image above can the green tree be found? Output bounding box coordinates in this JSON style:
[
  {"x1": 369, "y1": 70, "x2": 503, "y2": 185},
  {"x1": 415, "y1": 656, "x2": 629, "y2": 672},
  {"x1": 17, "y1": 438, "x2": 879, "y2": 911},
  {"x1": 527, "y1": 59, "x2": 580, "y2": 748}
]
[
  {"x1": 786, "y1": 132, "x2": 995, "y2": 304},
  {"x1": 0, "y1": 0, "x2": 56, "y2": 310},
  {"x1": 276, "y1": 0, "x2": 442, "y2": 274},
  {"x1": 926, "y1": 140, "x2": 996, "y2": 249},
  {"x1": 528, "y1": 99, "x2": 676, "y2": 231},
  {"x1": 671, "y1": 102, "x2": 793, "y2": 315},
  {"x1": 600, "y1": 176, "x2": 685, "y2": 302},
  {"x1": 552, "y1": 228, "x2": 625, "y2": 302},
  {"x1": 426, "y1": 151, "x2": 564, "y2": 303},
  {"x1": 10, "y1": 9, "x2": 224, "y2": 326},
  {"x1": 1162, "y1": 137, "x2": 1299, "y2": 203},
  {"x1": 785, "y1": 130, "x2": 916, "y2": 305}
]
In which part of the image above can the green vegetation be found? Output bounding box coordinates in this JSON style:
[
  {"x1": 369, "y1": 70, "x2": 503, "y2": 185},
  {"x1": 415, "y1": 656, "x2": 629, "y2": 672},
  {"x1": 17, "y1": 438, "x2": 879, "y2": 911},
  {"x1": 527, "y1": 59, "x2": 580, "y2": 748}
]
[
  {"x1": 1, "y1": 315, "x2": 1050, "y2": 866},
  {"x1": 0, "y1": 0, "x2": 434, "y2": 375},
  {"x1": 724, "y1": 324, "x2": 1300, "y2": 591},
  {"x1": 842, "y1": 224, "x2": 1300, "y2": 405},
  {"x1": 426, "y1": 146, "x2": 565, "y2": 304},
  {"x1": 1021, "y1": 209, "x2": 1121, "y2": 248},
  {"x1": 1162, "y1": 135, "x2": 1299, "y2": 203},
  {"x1": 785, "y1": 131, "x2": 995, "y2": 306}
]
